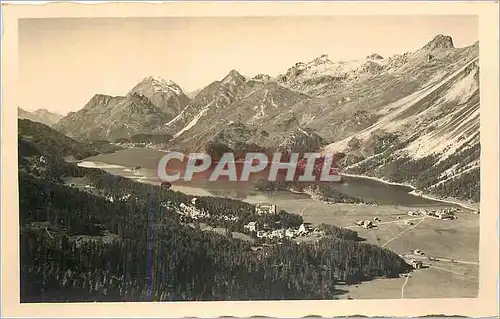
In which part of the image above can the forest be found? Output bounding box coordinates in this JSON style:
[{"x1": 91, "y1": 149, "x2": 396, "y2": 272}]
[
  {"x1": 115, "y1": 133, "x2": 173, "y2": 145},
  {"x1": 20, "y1": 169, "x2": 411, "y2": 302},
  {"x1": 18, "y1": 119, "x2": 120, "y2": 160}
]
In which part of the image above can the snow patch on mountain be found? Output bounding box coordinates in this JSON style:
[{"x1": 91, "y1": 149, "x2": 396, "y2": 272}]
[
  {"x1": 149, "y1": 76, "x2": 183, "y2": 95},
  {"x1": 443, "y1": 67, "x2": 478, "y2": 103},
  {"x1": 173, "y1": 101, "x2": 214, "y2": 139},
  {"x1": 324, "y1": 57, "x2": 479, "y2": 155}
]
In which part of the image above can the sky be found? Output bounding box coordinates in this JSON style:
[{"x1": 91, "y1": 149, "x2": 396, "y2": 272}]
[{"x1": 18, "y1": 15, "x2": 478, "y2": 115}]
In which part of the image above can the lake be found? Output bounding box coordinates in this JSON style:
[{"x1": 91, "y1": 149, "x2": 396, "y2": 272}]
[{"x1": 82, "y1": 148, "x2": 450, "y2": 207}]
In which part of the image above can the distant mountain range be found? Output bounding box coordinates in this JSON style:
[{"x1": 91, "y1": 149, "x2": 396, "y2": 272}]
[
  {"x1": 18, "y1": 107, "x2": 63, "y2": 127},
  {"x1": 43, "y1": 34, "x2": 479, "y2": 202}
]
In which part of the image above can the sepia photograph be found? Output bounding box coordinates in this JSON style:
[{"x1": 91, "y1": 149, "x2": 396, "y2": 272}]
[{"x1": 1, "y1": 2, "x2": 499, "y2": 318}]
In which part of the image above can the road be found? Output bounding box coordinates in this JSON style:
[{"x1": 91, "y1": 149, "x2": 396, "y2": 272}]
[
  {"x1": 401, "y1": 274, "x2": 410, "y2": 298},
  {"x1": 430, "y1": 265, "x2": 469, "y2": 276},
  {"x1": 381, "y1": 217, "x2": 426, "y2": 248}
]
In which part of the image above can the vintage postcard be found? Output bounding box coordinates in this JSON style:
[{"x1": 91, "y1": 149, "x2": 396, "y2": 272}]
[{"x1": 1, "y1": 1, "x2": 498, "y2": 318}]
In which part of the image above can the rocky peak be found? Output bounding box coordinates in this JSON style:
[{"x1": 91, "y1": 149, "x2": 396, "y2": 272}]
[
  {"x1": 253, "y1": 74, "x2": 271, "y2": 81},
  {"x1": 366, "y1": 53, "x2": 384, "y2": 60},
  {"x1": 422, "y1": 34, "x2": 455, "y2": 51},
  {"x1": 221, "y1": 69, "x2": 246, "y2": 85},
  {"x1": 83, "y1": 94, "x2": 116, "y2": 110},
  {"x1": 313, "y1": 54, "x2": 330, "y2": 64},
  {"x1": 133, "y1": 76, "x2": 184, "y2": 96}
]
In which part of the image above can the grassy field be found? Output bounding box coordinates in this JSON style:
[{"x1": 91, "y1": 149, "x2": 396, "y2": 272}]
[{"x1": 261, "y1": 196, "x2": 480, "y2": 299}]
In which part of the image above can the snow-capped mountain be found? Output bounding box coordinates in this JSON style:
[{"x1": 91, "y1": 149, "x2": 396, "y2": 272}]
[
  {"x1": 127, "y1": 76, "x2": 191, "y2": 119},
  {"x1": 18, "y1": 107, "x2": 63, "y2": 127}
]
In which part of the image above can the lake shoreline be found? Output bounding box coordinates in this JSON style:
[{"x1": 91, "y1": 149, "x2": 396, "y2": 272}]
[
  {"x1": 78, "y1": 149, "x2": 479, "y2": 212},
  {"x1": 340, "y1": 172, "x2": 479, "y2": 212}
]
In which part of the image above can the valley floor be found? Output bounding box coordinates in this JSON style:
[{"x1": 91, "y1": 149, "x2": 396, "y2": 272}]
[{"x1": 244, "y1": 197, "x2": 480, "y2": 299}]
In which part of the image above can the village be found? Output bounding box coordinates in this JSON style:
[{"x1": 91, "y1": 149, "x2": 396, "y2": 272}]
[
  {"x1": 352, "y1": 207, "x2": 460, "y2": 229},
  {"x1": 163, "y1": 199, "x2": 327, "y2": 242},
  {"x1": 242, "y1": 204, "x2": 325, "y2": 241}
]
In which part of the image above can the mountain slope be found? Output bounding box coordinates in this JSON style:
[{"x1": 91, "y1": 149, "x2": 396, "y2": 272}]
[
  {"x1": 18, "y1": 107, "x2": 63, "y2": 127},
  {"x1": 323, "y1": 40, "x2": 480, "y2": 202},
  {"x1": 53, "y1": 77, "x2": 190, "y2": 141},
  {"x1": 54, "y1": 92, "x2": 169, "y2": 141},
  {"x1": 18, "y1": 119, "x2": 120, "y2": 161}
]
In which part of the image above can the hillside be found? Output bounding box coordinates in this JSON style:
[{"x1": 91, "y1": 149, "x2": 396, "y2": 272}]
[
  {"x1": 18, "y1": 107, "x2": 63, "y2": 127},
  {"x1": 18, "y1": 119, "x2": 120, "y2": 161}
]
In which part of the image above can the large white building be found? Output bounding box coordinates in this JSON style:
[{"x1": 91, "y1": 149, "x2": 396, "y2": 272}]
[
  {"x1": 255, "y1": 204, "x2": 277, "y2": 215},
  {"x1": 244, "y1": 221, "x2": 257, "y2": 232}
]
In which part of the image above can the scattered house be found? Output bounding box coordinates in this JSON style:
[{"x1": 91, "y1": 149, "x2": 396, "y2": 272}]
[
  {"x1": 425, "y1": 208, "x2": 457, "y2": 220},
  {"x1": 407, "y1": 211, "x2": 419, "y2": 216},
  {"x1": 397, "y1": 216, "x2": 402, "y2": 219},
  {"x1": 298, "y1": 224, "x2": 308, "y2": 234},
  {"x1": 405, "y1": 220, "x2": 414, "y2": 226},
  {"x1": 298, "y1": 222, "x2": 314, "y2": 234},
  {"x1": 354, "y1": 220, "x2": 364, "y2": 226},
  {"x1": 256, "y1": 230, "x2": 266, "y2": 238},
  {"x1": 244, "y1": 221, "x2": 257, "y2": 232},
  {"x1": 436, "y1": 210, "x2": 455, "y2": 220},
  {"x1": 120, "y1": 194, "x2": 131, "y2": 201},
  {"x1": 39, "y1": 156, "x2": 47, "y2": 164},
  {"x1": 191, "y1": 197, "x2": 198, "y2": 205},
  {"x1": 374, "y1": 217, "x2": 381, "y2": 222},
  {"x1": 255, "y1": 204, "x2": 277, "y2": 215},
  {"x1": 410, "y1": 259, "x2": 423, "y2": 269},
  {"x1": 285, "y1": 229, "x2": 296, "y2": 238},
  {"x1": 413, "y1": 249, "x2": 425, "y2": 256},
  {"x1": 363, "y1": 220, "x2": 373, "y2": 229},
  {"x1": 178, "y1": 203, "x2": 210, "y2": 220},
  {"x1": 161, "y1": 181, "x2": 172, "y2": 190}
]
